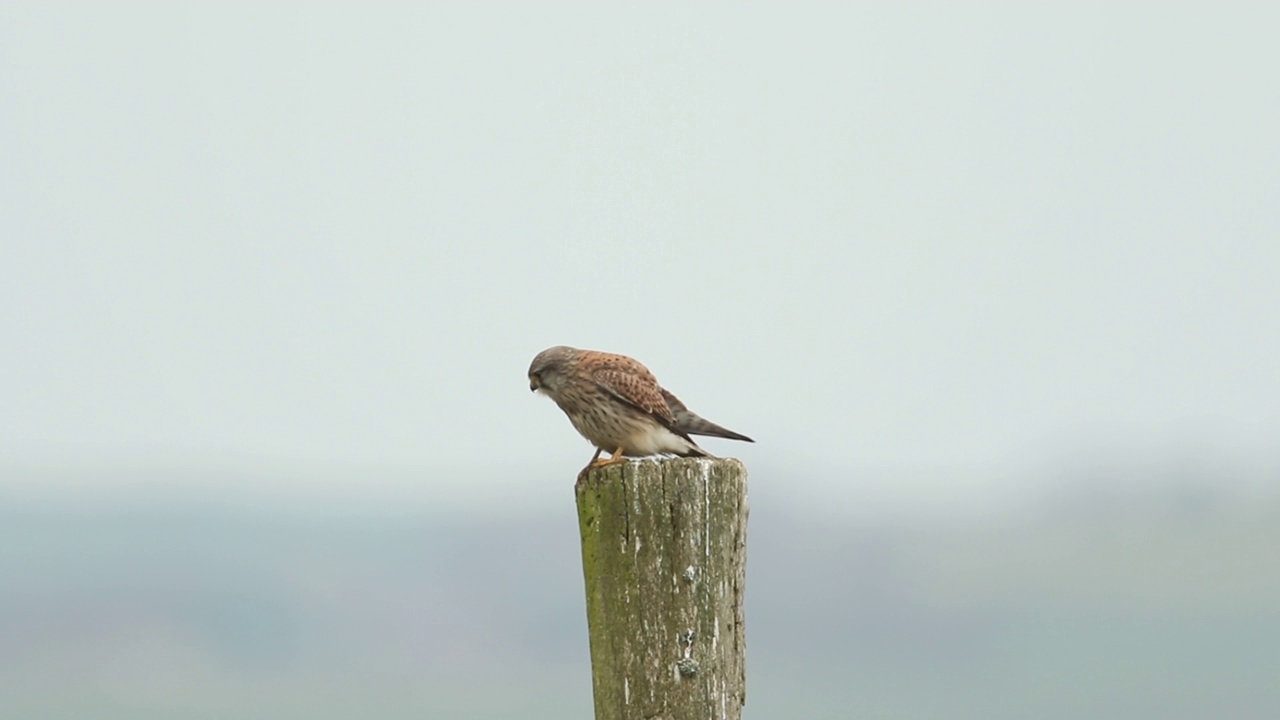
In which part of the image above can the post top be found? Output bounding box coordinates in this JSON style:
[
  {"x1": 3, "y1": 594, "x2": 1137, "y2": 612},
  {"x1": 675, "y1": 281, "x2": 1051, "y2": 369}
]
[{"x1": 575, "y1": 456, "x2": 747, "y2": 492}]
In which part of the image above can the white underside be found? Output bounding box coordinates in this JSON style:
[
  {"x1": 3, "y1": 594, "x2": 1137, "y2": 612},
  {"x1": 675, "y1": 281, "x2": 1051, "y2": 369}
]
[{"x1": 623, "y1": 423, "x2": 698, "y2": 456}]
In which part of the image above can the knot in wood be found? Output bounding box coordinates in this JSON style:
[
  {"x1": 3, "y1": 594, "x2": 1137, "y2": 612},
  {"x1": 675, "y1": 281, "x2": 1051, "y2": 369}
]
[{"x1": 677, "y1": 657, "x2": 700, "y2": 677}]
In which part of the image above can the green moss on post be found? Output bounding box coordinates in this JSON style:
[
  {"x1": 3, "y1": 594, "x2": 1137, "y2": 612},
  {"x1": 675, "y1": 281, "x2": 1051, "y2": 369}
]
[{"x1": 575, "y1": 458, "x2": 748, "y2": 720}]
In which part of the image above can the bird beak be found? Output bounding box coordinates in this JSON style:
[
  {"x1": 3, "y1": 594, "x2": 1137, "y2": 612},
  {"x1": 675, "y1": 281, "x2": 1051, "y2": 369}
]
[{"x1": 529, "y1": 377, "x2": 540, "y2": 392}]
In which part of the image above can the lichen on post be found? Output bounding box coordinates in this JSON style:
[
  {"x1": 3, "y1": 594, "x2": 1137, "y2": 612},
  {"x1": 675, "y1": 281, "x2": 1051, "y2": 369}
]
[{"x1": 575, "y1": 457, "x2": 748, "y2": 720}]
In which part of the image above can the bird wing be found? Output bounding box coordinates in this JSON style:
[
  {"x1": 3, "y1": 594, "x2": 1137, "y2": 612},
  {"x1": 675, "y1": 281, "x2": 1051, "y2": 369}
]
[{"x1": 586, "y1": 352, "x2": 679, "y2": 428}]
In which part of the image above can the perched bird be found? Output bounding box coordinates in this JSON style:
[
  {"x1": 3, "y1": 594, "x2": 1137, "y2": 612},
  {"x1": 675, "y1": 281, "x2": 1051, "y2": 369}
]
[{"x1": 528, "y1": 345, "x2": 753, "y2": 472}]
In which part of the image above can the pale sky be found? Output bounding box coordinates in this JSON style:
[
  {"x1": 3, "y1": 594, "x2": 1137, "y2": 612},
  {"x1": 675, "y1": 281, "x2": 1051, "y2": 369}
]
[{"x1": 2, "y1": 3, "x2": 1277, "y2": 509}]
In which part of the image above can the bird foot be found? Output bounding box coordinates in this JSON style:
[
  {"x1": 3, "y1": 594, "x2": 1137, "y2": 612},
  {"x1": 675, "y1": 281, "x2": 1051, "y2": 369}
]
[
  {"x1": 588, "y1": 454, "x2": 628, "y2": 469},
  {"x1": 578, "y1": 447, "x2": 627, "y2": 481}
]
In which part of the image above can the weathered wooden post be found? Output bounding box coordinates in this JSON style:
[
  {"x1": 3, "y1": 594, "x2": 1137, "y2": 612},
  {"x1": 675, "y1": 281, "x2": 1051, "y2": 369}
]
[{"x1": 575, "y1": 457, "x2": 748, "y2": 720}]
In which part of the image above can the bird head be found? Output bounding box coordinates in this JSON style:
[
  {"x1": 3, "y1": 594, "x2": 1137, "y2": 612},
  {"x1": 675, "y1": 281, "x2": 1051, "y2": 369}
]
[{"x1": 528, "y1": 345, "x2": 575, "y2": 396}]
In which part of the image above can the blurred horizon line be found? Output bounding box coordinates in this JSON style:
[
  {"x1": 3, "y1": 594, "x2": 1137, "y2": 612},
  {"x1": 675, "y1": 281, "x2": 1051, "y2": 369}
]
[{"x1": 2, "y1": 447, "x2": 1275, "y2": 521}]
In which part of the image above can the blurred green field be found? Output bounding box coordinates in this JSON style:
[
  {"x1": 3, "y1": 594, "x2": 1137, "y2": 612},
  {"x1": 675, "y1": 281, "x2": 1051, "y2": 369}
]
[{"x1": 2, "y1": 474, "x2": 1277, "y2": 719}]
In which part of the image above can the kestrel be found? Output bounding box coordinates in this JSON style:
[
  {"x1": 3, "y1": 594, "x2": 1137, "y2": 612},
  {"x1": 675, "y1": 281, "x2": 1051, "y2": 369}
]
[{"x1": 528, "y1": 345, "x2": 754, "y2": 473}]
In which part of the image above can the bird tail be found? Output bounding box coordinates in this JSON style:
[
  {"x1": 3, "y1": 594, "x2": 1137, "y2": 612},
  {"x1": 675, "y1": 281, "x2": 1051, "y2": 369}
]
[{"x1": 661, "y1": 389, "x2": 755, "y2": 443}]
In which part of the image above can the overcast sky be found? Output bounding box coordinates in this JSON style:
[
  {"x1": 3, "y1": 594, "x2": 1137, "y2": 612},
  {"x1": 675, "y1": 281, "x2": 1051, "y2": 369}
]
[{"x1": 2, "y1": 3, "x2": 1276, "y2": 509}]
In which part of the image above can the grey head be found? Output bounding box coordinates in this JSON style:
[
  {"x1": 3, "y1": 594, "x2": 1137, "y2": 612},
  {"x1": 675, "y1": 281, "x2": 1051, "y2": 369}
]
[{"x1": 528, "y1": 345, "x2": 578, "y2": 394}]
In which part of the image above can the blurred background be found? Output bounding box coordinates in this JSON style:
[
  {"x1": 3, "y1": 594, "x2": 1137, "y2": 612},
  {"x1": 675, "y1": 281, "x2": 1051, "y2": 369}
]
[{"x1": 2, "y1": 3, "x2": 1278, "y2": 718}]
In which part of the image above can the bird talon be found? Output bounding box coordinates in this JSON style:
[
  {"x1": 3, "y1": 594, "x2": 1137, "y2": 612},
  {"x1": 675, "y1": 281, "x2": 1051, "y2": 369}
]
[{"x1": 587, "y1": 447, "x2": 627, "y2": 470}]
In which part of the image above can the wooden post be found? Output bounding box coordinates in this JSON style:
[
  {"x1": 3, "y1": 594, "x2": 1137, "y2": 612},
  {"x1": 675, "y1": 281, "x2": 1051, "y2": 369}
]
[{"x1": 575, "y1": 457, "x2": 748, "y2": 720}]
